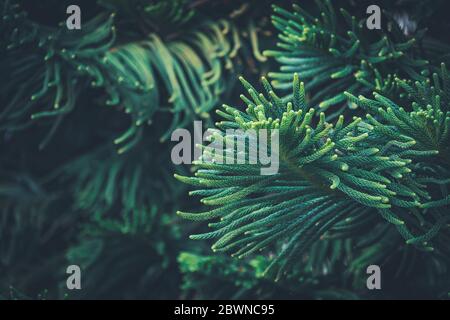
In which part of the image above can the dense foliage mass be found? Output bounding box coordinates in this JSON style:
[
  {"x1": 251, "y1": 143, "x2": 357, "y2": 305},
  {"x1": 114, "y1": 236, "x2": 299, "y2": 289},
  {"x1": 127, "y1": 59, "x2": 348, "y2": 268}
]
[{"x1": 1, "y1": 0, "x2": 449, "y2": 299}]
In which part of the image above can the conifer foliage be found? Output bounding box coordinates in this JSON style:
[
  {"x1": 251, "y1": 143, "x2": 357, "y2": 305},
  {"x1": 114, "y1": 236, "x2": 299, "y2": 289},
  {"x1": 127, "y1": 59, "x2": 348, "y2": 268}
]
[
  {"x1": 1, "y1": 0, "x2": 449, "y2": 299},
  {"x1": 177, "y1": 0, "x2": 450, "y2": 295}
]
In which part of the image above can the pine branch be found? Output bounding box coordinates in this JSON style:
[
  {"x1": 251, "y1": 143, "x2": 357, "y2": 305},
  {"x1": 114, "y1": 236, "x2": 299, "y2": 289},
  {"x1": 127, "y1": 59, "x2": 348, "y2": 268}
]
[
  {"x1": 263, "y1": 0, "x2": 448, "y2": 113},
  {"x1": 175, "y1": 73, "x2": 450, "y2": 278},
  {"x1": 1, "y1": 0, "x2": 269, "y2": 151}
]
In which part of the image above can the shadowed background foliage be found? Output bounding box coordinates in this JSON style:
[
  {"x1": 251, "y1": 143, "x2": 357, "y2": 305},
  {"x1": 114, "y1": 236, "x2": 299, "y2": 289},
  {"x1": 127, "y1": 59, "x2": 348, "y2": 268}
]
[{"x1": 1, "y1": 0, "x2": 449, "y2": 299}]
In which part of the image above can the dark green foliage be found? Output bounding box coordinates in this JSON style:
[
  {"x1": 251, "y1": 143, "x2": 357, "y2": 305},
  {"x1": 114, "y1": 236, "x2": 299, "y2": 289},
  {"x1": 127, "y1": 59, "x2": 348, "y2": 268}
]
[
  {"x1": 176, "y1": 73, "x2": 450, "y2": 278},
  {"x1": 178, "y1": 234, "x2": 450, "y2": 299},
  {"x1": 175, "y1": 0, "x2": 450, "y2": 297},
  {"x1": 1, "y1": 0, "x2": 269, "y2": 150},
  {"x1": 64, "y1": 207, "x2": 182, "y2": 299},
  {"x1": 264, "y1": 0, "x2": 449, "y2": 114},
  {"x1": 343, "y1": 65, "x2": 450, "y2": 253},
  {"x1": 59, "y1": 141, "x2": 185, "y2": 216},
  {"x1": 1, "y1": 0, "x2": 450, "y2": 300},
  {"x1": 0, "y1": 0, "x2": 275, "y2": 300},
  {"x1": 178, "y1": 251, "x2": 360, "y2": 300},
  {"x1": 0, "y1": 173, "x2": 77, "y2": 298},
  {"x1": 98, "y1": 0, "x2": 196, "y2": 32},
  {"x1": 346, "y1": 63, "x2": 450, "y2": 159}
]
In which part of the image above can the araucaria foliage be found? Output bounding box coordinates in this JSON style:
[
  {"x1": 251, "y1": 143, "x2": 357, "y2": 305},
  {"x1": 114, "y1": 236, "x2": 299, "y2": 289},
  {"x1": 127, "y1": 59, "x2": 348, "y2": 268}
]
[
  {"x1": 1, "y1": 0, "x2": 450, "y2": 299},
  {"x1": 176, "y1": 69, "x2": 450, "y2": 279},
  {"x1": 176, "y1": 0, "x2": 450, "y2": 295}
]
